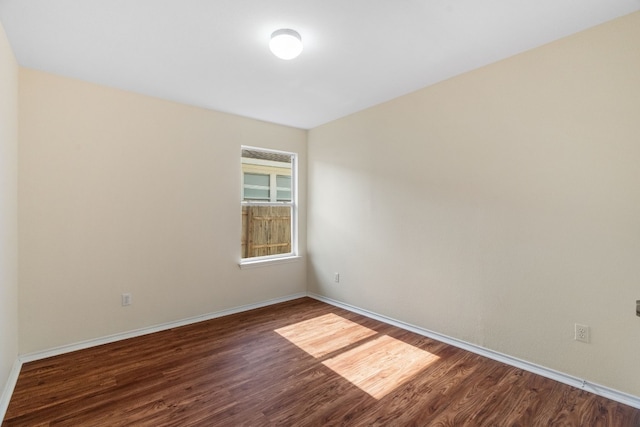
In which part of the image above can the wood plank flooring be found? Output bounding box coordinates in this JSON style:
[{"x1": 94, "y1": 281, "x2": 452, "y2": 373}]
[{"x1": 4, "y1": 297, "x2": 640, "y2": 426}]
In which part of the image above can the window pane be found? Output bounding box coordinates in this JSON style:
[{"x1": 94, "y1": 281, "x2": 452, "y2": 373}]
[
  {"x1": 244, "y1": 173, "x2": 269, "y2": 186},
  {"x1": 276, "y1": 175, "x2": 291, "y2": 201},
  {"x1": 241, "y1": 205, "x2": 292, "y2": 258},
  {"x1": 244, "y1": 187, "x2": 270, "y2": 200},
  {"x1": 243, "y1": 173, "x2": 270, "y2": 200}
]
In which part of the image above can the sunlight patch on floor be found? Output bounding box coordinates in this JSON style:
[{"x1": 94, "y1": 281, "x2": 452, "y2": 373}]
[
  {"x1": 275, "y1": 313, "x2": 439, "y2": 399},
  {"x1": 323, "y1": 335, "x2": 439, "y2": 399},
  {"x1": 275, "y1": 313, "x2": 377, "y2": 358}
]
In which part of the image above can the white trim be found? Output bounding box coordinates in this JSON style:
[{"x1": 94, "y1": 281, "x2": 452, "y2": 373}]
[
  {"x1": 308, "y1": 292, "x2": 640, "y2": 410},
  {"x1": 0, "y1": 358, "x2": 22, "y2": 423},
  {"x1": 239, "y1": 255, "x2": 301, "y2": 269},
  {"x1": 242, "y1": 157, "x2": 291, "y2": 169},
  {"x1": 6, "y1": 291, "x2": 638, "y2": 422},
  {"x1": 19, "y1": 293, "x2": 306, "y2": 364},
  {"x1": 241, "y1": 201, "x2": 293, "y2": 207}
]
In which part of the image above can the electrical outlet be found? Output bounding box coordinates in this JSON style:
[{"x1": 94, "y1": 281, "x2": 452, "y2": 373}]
[
  {"x1": 121, "y1": 293, "x2": 132, "y2": 306},
  {"x1": 334, "y1": 272, "x2": 340, "y2": 283},
  {"x1": 574, "y1": 323, "x2": 590, "y2": 343}
]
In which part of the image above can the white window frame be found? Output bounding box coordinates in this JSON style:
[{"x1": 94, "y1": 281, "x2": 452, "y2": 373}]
[{"x1": 240, "y1": 146, "x2": 299, "y2": 267}]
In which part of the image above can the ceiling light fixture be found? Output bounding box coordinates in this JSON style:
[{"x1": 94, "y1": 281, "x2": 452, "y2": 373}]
[{"x1": 269, "y1": 29, "x2": 303, "y2": 60}]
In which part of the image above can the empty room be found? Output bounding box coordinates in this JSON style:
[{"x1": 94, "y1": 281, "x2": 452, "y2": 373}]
[{"x1": 1, "y1": 1, "x2": 640, "y2": 425}]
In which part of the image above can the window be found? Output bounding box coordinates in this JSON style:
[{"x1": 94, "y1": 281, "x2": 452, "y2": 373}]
[
  {"x1": 243, "y1": 173, "x2": 271, "y2": 201},
  {"x1": 241, "y1": 147, "x2": 297, "y2": 262}
]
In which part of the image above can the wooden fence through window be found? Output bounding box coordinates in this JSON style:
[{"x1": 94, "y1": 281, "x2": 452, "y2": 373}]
[{"x1": 241, "y1": 205, "x2": 291, "y2": 258}]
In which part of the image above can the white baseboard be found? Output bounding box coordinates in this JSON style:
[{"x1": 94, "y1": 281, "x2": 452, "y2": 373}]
[
  {"x1": 6, "y1": 290, "x2": 638, "y2": 422},
  {"x1": 308, "y1": 292, "x2": 640, "y2": 410},
  {"x1": 2, "y1": 292, "x2": 306, "y2": 423},
  {"x1": 19, "y1": 292, "x2": 307, "y2": 364},
  {"x1": 0, "y1": 358, "x2": 22, "y2": 423}
]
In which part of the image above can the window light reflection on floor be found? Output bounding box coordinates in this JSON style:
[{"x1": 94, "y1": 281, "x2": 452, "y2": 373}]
[
  {"x1": 275, "y1": 313, "x2": 439, "y2": 399},
  {"x1": 275, "y1": 313, "x2": 378, "y2": 358}
]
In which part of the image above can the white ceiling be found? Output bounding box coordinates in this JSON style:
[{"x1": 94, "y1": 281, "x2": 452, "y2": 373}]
[{"x1": 1, "y1": 1, "x2": 638, "y2": 129}]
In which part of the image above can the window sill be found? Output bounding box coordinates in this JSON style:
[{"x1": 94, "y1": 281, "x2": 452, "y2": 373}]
[{"x1": 239, "y1": 255, "x2": 302, "y2": 269}]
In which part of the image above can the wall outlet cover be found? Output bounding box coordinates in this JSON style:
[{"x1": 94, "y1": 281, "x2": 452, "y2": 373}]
[{"x1": 574, "y1": 323, "x2": 590, "y2": 343}]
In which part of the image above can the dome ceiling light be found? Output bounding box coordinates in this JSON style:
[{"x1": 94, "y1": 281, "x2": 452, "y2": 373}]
[{"x1": 269, "y1": 29, "x2": 303, "y2": 60}]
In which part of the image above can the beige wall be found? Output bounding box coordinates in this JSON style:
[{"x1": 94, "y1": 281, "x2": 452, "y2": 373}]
[
  {"x1": 19, "y1": 69, "x2": 307, "y2": 353},
  {"x1": 0, "y1": 21, "x2": 19, "y2": 396},
  {"x1": 8, "y1": 7, "x2": 640, "y2": 401},
  {"x1": 308, "y1": 12, "x2": 640, "y2": 396}
]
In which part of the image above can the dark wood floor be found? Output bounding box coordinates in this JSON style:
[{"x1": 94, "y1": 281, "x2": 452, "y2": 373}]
[{"x1": 3, "y1": 297, "x2": 639, "y2": 426}]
